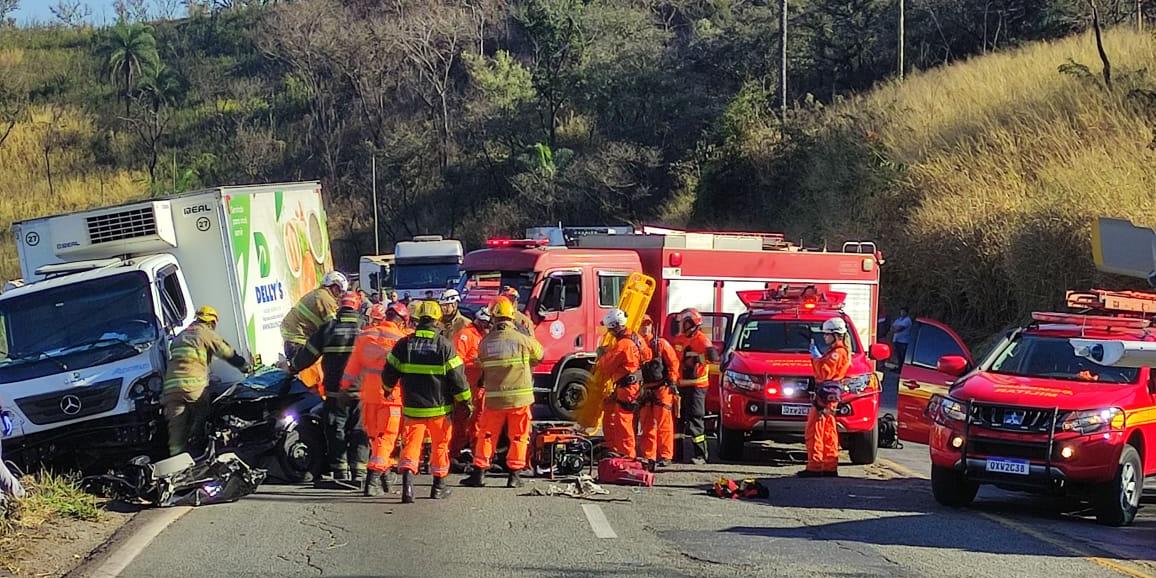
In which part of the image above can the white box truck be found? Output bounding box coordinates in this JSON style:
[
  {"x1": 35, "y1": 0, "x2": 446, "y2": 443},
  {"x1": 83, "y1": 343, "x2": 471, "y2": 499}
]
[
  {"x1": 392, "y1": 235, "x2": 463, "y2": 300},
  {"x1": 0, "y1": 181, "x2": 333, "y2": 470}
]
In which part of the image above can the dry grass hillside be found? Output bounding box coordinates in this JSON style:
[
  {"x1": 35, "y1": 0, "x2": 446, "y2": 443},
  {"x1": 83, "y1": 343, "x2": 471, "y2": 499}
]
[{"x1": 784, "y1": 30, "x2": 1156, "y2": 338}]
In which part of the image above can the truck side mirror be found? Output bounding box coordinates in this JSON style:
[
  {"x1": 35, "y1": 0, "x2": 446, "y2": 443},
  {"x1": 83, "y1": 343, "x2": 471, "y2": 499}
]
[
  {"x1": 937, "y1": 355, "x2": 969, "y2": 377},
  {"x1": 869, "y1": 343, "x2": 892, "y2": 362}
]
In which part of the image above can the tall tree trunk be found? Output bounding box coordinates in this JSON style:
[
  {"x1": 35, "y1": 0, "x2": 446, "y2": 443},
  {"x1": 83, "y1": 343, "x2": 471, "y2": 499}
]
[
  {"x1": 43, "y1": 146, "x2": 54, "y2": 197},
  {"x1": 1090, "y1": 0, "x2": 1113, "y2": 92}
]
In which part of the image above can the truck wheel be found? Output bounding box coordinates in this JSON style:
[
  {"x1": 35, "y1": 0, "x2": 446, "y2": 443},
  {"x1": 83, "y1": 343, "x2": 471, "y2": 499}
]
[
  {"x1": 720, "y1": 427, "x2": 746, "y2": 462},
  {"x1": 931, "y1": 465, "x2": 979, "y2": 507},
  {"x1": 847, "y1": 424, "x2": 879, "y2": 465},
  {"x1": 1094, "y1": 444, "x2": 1143, "y2": 526},
  {"x1": 278, "y1": 423, "x2": 324, "y2": 484},
  {"x1": 550, "y1": 368, "x2": 592, "y2": 421}
]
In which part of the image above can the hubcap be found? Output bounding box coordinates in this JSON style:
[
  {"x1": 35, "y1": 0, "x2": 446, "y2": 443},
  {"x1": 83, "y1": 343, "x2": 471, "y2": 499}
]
[
  {"x1": 288, "y1": 441, "x2": 311, "y2": 472},
  {"x1": 1121, "y1": 462, "x2": 1140, "y2": 508},
  {"x1": 561, "y1": 382, "x2": 587, "y2": 410}
]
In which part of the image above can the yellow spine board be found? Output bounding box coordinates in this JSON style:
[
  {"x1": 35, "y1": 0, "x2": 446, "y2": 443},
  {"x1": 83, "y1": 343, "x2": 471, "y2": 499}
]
[{"x1": 574, "y1": 272, "x2": 657, "y2": 429}]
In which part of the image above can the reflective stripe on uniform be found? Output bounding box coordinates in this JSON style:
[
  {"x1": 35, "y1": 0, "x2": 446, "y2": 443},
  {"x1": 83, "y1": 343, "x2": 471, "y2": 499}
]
[
  {"x1": 484, "y1": 387, "x2": 533, "y2": 399},
  {"x1": 453, "y1": 389, "x2": 472, "y2": 402},
  {"x1": 404, "y1": 405, "x2": 453, "y2": 418},
  {"x1": 295, "y1": 301, "x2": 325, "y2": 327},
  {"x1": 693, "y1": 434, "x2": 707, "y2": 443},
  {"x1": 480, "y1": 356, "x2": 534, "y2": 368},
  {"x1": 680, "y1": 376, "x2": 709, "y2": 386},
  {"x1": 386, "y1": 352, "x2": 462, "y2": 375},
  {"x1": 415, "y1": 330, "x2": 437, "y2": 339}
]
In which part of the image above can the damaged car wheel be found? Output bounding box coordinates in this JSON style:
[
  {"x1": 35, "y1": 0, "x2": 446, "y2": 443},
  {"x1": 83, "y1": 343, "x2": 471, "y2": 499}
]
[{"x1": 278, "y1": 423, "x2": 323, "y2": 484}]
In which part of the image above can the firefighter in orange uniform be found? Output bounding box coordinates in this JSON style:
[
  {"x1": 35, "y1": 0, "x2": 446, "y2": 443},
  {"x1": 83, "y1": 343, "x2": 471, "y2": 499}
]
[
  {"x1": 341, "y1": 302, "x2": 410, "y2": 496},
  {"x1": 381, "y1": 300, "x2": 472, "y2": 503},
  {"x1": 451, "y1": 307, "x2": 491, "y2": 463},
  {"x1": 462, "y1": 297, "x2": 543, "y2": 488},
  {"x1": 801, "y1": 317, "x2": 852, "y2": 477},
  {"x1": 671, "y1": 308, "x2": 719, "y2": 464},
  {"x1": 595, "y1": 308, "x2": 649, "y2": 459},
  {"x1": 638, "y1": 315, "x2": 680, "y2": 467}
]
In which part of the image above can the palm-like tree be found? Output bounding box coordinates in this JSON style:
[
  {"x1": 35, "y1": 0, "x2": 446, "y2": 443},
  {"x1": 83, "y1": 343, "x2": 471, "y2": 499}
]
[
  {"x1": 97, "y1": 22, "x2": 160, "y2": 115},
  {"x1": 136, "y1": 62, "x2": 184, "y2": 112}
]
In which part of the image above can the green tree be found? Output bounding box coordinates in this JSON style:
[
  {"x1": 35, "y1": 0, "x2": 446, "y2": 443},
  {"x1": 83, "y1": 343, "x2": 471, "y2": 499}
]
[
  {"x1": 515, "y1": 0, "x2": 587, "y2": 149},
  {"x1": 97, "y1": 22, "x2": 160, "y2": 115}
]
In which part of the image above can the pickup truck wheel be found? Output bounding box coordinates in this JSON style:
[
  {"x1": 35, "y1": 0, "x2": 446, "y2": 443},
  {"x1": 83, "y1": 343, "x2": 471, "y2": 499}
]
[
  {"x1": 279, "y1": 423, "x2": 324, "y2": 484},
  {"x1": 931, "y1": 465, "x2": 979, "y2": 507},
  {"x1": 1094, "y1": 444, "x2": 1142, "y2": 526},
  {"x1": 550, "y1": 368, "x2": 591, "y2": 421},
  {"x1": 719, "y1": 427, "x2": 746, "y2": 462},
  {"x1": 847, "y1": 423, "x2": 879, "y2": 465}
]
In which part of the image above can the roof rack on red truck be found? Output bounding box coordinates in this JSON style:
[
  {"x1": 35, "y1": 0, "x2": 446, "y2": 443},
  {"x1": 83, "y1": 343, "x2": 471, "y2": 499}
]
[{"x1": 456, "y1": 227, "x2": 886, "y2": 453}]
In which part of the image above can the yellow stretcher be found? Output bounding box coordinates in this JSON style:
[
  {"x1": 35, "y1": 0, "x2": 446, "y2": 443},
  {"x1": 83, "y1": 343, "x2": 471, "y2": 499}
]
[{"x1": 574, "y1": 272, "x2": 656, "y2": 429}]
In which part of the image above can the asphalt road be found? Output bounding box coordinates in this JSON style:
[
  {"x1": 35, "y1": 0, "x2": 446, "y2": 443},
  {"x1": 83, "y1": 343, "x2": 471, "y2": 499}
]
[{"x1": 112, "y1": 374, "x2": 1156, "y2": 578}]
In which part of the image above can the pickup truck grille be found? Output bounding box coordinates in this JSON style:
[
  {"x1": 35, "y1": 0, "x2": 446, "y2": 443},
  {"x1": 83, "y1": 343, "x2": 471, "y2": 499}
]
[
  {"x1": 968, "y1": 437, "x2": 1051, "y2": 461},
  {"x1": 969, "y1": 403, "x2": 1056, "y2": 433},
  {"x1": 15, "y1": 379, "x2": 122, "y2": 425}
]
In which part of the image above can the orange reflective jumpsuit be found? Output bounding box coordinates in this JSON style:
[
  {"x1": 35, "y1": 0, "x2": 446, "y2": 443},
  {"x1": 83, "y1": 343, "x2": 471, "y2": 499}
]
[
  {"x1": 341, "y1": 321, "x2": 408, "y2": 473},
  {"x1": 473, "y1": 321, "x2": 543, "y2": 471},
  {"x1": 596, "y1": 331, "x2": 649, "y2": 459},
  {"x1": 671, "y1": 330, "x2": 717, "y2": 461},
  {"x1": 451, "y1": 323, "x2": 485, "y2": 457},
  {"x1": 640, "y1": 336, "x2": 680, "y2": 462},
  {"x1": 806, "y1": 339, "x2": 851, "y2": 473}
]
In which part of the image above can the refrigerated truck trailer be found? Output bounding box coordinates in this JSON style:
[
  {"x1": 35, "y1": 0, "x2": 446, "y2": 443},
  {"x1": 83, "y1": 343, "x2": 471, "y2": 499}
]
[{"x1": 0, "y1": 181, "x2": 333, "y2": 470}]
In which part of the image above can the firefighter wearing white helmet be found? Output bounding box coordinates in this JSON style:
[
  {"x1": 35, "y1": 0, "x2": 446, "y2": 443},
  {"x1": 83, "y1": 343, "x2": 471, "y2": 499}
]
[
  {"x1": 593, "y1": 308, "x2": 649, "y2": 458},
  {"x1": 801, "y1": 315, "x2": 852, "y2": 478},
  {"x1": 281, "y1": 271, "x2": 349, "y2": 360},
  {"x1": 439, "y1": 288, "x2": 470, "y2": 340}
]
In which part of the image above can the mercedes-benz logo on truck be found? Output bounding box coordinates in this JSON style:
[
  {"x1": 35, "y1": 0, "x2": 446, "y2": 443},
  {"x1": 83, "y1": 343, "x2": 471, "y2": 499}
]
[{"x1": 59, "y1": 395, "x2": 82, "y2": 416}]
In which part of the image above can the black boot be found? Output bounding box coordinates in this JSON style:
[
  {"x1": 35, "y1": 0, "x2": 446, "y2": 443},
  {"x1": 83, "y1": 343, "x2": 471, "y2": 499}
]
[
  {"x1": 431, "y1": 476, "x2": 452, "y2": 499},
  {"x1": 401, "y1": 471, "x2": 415, "y2": 504},
  {"x1": 352, "y1": 468, "x2": 366, "y2": 483},
  {"x1": 364, "y1": 471, "x2": 383, "y2": 497},
  {"x1": 506, "y1": 471, "x2": 524, "y2": 489},
  {"x1": 383, "y1": 471, "x2": 397, "y2": 494},
  {"x1": 461, "y1": 468, "x2": 486, "y2": 487}
]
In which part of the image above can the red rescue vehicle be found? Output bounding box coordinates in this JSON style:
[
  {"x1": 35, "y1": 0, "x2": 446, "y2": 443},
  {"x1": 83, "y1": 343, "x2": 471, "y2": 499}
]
[
  {"x1": 457, "y1": 229, "x2": 886, "y2": 454},
  {"x1": 717, "y1": 288, "x2": 892, "y2": 464},
  {"x1": 902, "y1": 289, "x2": 1156, "y2": 525}
]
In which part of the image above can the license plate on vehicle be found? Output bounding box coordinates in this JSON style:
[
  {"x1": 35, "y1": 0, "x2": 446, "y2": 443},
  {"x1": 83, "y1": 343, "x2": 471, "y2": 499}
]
[
  {"x1": 985, "y1": 458, "x2": 1030, "y2": 475},
  {"x1": 781, "y1": 404, "x2": 810, "y2": 417}
]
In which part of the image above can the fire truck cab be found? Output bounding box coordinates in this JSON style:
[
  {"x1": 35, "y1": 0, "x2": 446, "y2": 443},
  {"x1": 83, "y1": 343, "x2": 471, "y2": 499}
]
[
  {"x1": 458, "y1": 230, "x2": 886, "y2": 442},
  {"x1": 717, "y1": 288, "x2": 892, "y2": 464},
  {"x1": 912, "y1": 289, "x2": 1156, "y2": 526}
]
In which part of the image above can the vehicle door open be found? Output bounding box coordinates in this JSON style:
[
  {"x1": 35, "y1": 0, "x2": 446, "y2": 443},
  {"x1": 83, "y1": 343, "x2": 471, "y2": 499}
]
[{"x1": 896, "y1": 318, "x2": 972, "y2": 444}]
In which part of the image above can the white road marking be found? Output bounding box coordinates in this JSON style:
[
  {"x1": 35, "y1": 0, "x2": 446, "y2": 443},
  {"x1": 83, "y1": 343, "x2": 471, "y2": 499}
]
[
  {"x1": 581, "y1": 504, "x2": 618, "y2": 539},
  {"x1": 84, "y1": 506, "x2": 192, "y2": 578}
]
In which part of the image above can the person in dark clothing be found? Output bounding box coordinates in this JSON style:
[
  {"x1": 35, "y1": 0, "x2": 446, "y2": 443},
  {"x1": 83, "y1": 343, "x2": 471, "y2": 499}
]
[{"x1": 290, "y1": 292, "x2": 368, "y2": 486}]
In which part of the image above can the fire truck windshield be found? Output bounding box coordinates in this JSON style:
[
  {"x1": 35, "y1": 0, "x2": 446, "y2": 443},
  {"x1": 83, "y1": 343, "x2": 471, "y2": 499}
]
[
  {"x1": 733, "y1": 319, "x2": 860, "y2": 354},
  {"x1": 989, "y1": 334, "x2": 1139, "y2": 384},
  {"x1": 457, "y1": 270, "x2": 535, "y2": 308}
]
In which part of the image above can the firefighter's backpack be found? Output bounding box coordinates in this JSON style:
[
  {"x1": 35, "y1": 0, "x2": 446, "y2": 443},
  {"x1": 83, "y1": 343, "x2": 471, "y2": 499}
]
[
  {"x1": 877, "y1": 413, "x2": 902, "y2": 449},
  {"x1": 641, "y1": 336, "x2": 667, "y2": 383}
]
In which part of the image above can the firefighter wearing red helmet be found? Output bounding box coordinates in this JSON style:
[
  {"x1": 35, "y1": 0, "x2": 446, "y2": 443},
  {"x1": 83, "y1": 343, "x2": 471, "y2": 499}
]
[{"x1": 671, "y1": 308, "x2": 719, "y2": 464}]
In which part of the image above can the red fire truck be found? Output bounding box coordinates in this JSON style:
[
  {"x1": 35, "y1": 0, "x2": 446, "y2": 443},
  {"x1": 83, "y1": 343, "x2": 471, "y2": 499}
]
[
  {"x1": 457, "y1": 229, "x2": 886, "y2": 445},
  {"x1": 902, "y1": 289, "x2": 1156, "y2": 525},
  {"x1": 718, "y1": 289, "x2": 892, "y2": 464}
]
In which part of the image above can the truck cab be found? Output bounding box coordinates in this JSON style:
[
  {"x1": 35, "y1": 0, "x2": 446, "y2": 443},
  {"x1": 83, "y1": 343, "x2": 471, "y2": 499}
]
[
  {"x1": 717, "y1": 288, "x2": 892, "y2": 463},
  {"x1": 0, "y1": 255, "x2": 194, "y2": 471},
  {"x1": 392, "y1": 236, "x2": 463, "y2": 300},
  {"x1": 359, "y1": 254, "x2": 394, "y2": 298},
  {"x1": 913, "y1": 290, "x2": 1156, "y2": 526},
  {"x1": 459, "y1": 239, "x2": 643, "y2": 418}
]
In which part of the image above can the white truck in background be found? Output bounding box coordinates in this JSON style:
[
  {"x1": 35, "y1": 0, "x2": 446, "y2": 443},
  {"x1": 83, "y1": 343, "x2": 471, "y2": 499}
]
[
  {"x1": 0, "y1": 182, "x2": 334, "y2": 471},
  {"x1": 359, "y1": 254, "x2": 395, "y2": 298},
  {"x1": 391, "y1": 235, "x2": 463, "y2": 300}
]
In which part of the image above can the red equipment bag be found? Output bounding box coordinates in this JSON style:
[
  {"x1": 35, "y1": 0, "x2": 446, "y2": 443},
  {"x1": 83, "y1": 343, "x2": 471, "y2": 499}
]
[{"x1": 597, "y1": 457, "x2": 654, "y2": 487}]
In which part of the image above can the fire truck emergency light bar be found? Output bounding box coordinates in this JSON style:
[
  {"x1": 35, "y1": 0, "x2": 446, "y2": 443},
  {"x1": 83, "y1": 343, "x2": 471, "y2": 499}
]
[
  {"x1": 737, "y1": 286, "x2": 847, "y2": 312},
  {"x1": 486, "y1": 238, "x2": 549, "y2": 248}
]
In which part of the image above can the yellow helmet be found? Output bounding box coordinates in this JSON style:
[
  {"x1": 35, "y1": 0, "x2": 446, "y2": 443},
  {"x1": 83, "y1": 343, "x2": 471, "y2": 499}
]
[
  {"x1": 490, "y1": 296, "x2": 516, "y2": 320},
  {"x1": 195, "y1": 305, "x2": 219, "y2": 324},
  {"x1": 415, "y1": 299, "x2": 443, "y2": 322}
]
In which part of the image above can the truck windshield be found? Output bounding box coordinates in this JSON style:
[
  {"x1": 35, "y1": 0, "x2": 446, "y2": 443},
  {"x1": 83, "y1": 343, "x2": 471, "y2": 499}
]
[
  {"x1": 393, "y1": 263, "x2": 461, "y2": 292},
  {"x1": 458, "y1": 271, "x2": 535, "y2": 309},
  {"x1": 733, "y1": 319, "x2": 860, "y2": 354},
  {"x1": 0, "y1": 272, "x2": 157, "y2": 382},
  {"x1": 989, "y1": 334, "x2": 1139, "y2": 384}
]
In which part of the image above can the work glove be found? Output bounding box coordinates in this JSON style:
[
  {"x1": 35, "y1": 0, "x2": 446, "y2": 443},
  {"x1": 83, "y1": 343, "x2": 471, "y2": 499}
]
[
  {"x1": 241, "y1": 363, "x2": 254, "y2": 375},
  {"x1": 615, "y1": 374, "x2": 638, "y2": 388},
  {"x1": 459, "y1": 400, "x2": 475, "y2": 420},
  {"x1": 808, "y1": 340, "x2": 822, "y2": 359},
  {"x1": 1, "y1": 412, "x2": 12, "y2": 437},
  {"x1": 617, "y1": 400, "x2": 640, "y2": 412}
]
